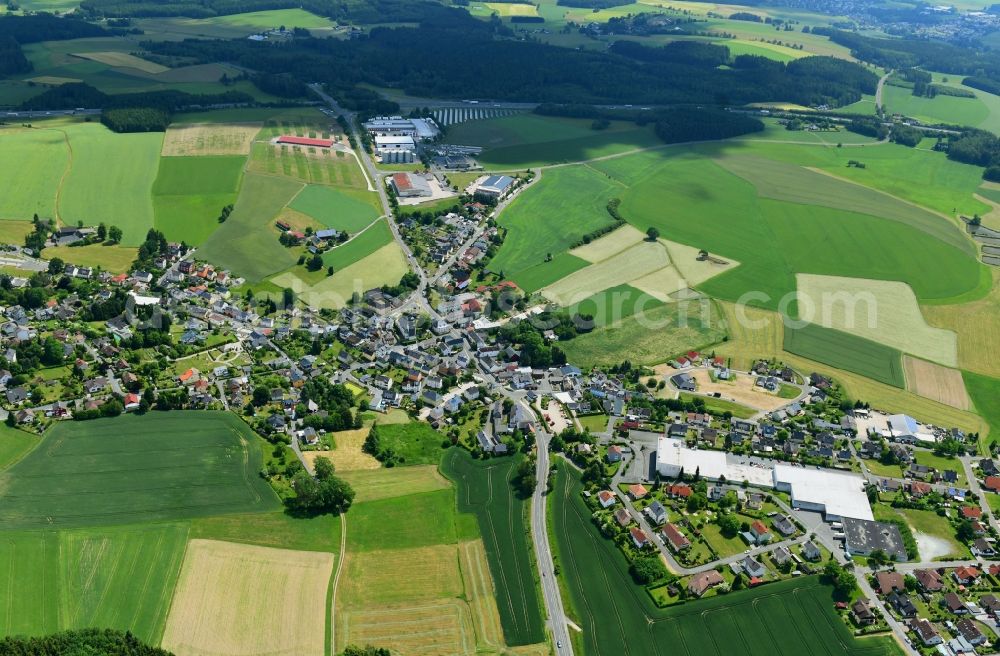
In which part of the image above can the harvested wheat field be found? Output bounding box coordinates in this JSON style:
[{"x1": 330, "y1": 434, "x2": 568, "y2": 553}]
[
  {"x1": 72, "y1": 51, "x2": 168, "y2": 74},
  {"x1": 306, "y1": 426, "x2": 379, "y2": 472},
  {"x1": 904, "y1": 356, "x2": 971, "y2": 410},
  {"x1": 542, "y1": 240, "x2": 670, "y2": 305},
  {"x1": 662, "y1": 239, "x2": 738, "y2": 287},
  {"x1": 630, "y1": 264, "x2": 684, "y2": 302},
  {"x1": 341, "y1": 465, "x2": 450, "y2": 503},
  {"x1": 568, "y1": 224, "x2": 644, "y2": 263},
  {"x1": 161, "y1": 123, "x2": 262, "y2": 156},
  {"x1": 162, "y1": 539, "x2": 333, "y2": 656}
]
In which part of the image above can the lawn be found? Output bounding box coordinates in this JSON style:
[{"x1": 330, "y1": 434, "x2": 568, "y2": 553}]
[
  {"x1": 0, "y1": 424, "x2": 37, "y2": 470},
  {"x1": 550, "y1": 461, "x2": 904, "y2": 656},
  {"x1": 0, "y1": 411, "x2": 279, "y2": 529},
  {"x1": 441, "y1": 448, "x2": 545, "y2": 646},
  {"x1": 59, "y1": 123, "x2": 162, "y2": 246},
  {"x1": 783, "y1": 323, "x2": 906, "y2": 389},
  {"x1": 577, "y1": 413, "x2": 610, "y2": 433},
  {"x1": 322, "y1": 218, "x2": 393, "y2": 271},
  {"x1": 561, "y1": 300, "x2": 727, "y2": 368},
  {"x1": 189, "y1": 510, "x2": 341, "y2": 552},
  {"x1": 444, "y1": 113, "x2": 660, "y2": 168},
  {"x1": 490, "y1": 165, "x2": 619, "y2": 278},
  {"x1": 152, "y1": 155, "x2": 245, "y2": 244},
  {"x1": 347, "y1": 489, "x2": 459, "y2": 552},
  {"x1": 198, "y1": 173, "x2": 301, "y2": 281},
  {"x1": 289, "y1": 184, "x2": 382, "y2": 233},
  {"x1": 679, "y1": 393, "x2": 758, "y2": 419}
]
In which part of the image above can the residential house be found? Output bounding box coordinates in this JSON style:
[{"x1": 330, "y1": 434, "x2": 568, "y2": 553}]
[
  {"x1": 741, "y1": 556, "x2": 767, "y2": 579},
  {"x1": 662, "y1": 523, "x2": 690, "y2": 552},
  {"x1": 597, "y1": 490, "x2": 616, "y2": 508},
  {"x1": 607, "y1": 445, "x2": 623, "y2": 463},
  {"x1": 772, "y1": 514, "x2": 796, "y2": 537},
  {"x1": 802, "y1": 541, "x2": 822, "y2": 561},
  {"x1": 876, "y1": 571, "x2": 905, "y2": 596},
  {"x1": 630, "y1": 527, "x2": 650, "y2": 549},
  {"x1": 956, "y1": 618, "x2": 986, "y2": 646},
  {"x1": 909, "y1": 618, "x2": 941, "y2": 646},
  {"x1": 851, "y1": 599, "x2": 876, "y2": 626},
  {"x1": 887, "y1": 591, "x2": 917, "y2": 617},
  {"x1": 627, "y1": 484, "x2": 648, "y2": 500},
  {"x1": 771, "y1": 546, "x2": 793, "y2": 568},
  {"x1": 979, "y1": 594, "x2": 1000, "y2": 617},
  {"x1": 953, "y1": 566, "x2": 981, "y2": 586},
  {"x1": 644, "y1": 500, "x2": 668, "y2": 525},
  {"x1": 613, "y1": 508, "x2": 631, "y2": 527},
  {"x1": 914, "y1": 568, "x2": 943, "y2": 592},
  {"x1": 688, "y1": 570, "x2": 724, "y2": 597},
  {"x1": 972, "y1": 538, "x2": 996, "y2": 557},
  {"x1": 943, "y1": 591, "x2": 969, "y2": 615},
  {"x1": 750, "y1": 520, "x2": 772, "y2": 545}
]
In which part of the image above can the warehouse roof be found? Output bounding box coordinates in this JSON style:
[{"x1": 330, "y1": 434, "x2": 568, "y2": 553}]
[
  {"x1": 773, "y1": 463, "x2": 873, "y2": 521},
  {"x1": 276, "y1": 135, "x2": 334, "y2": 147}
]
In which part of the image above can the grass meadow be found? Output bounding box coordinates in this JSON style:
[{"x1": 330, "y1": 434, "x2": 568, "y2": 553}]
[
  {"x1": 198, "y1": 173, "x2": 302, "y2": 281},
  {"x1": 783, "y1": 323, "x2": 905, "y2": 388},
  {"x1": 322, "y1": 218, "x2": 393, "y2": 271},
  {"x1": 58, "y1": 124, "x2": 162, "y2": 246},
  {"x1": 965, "y1": 372, "x2": 1000, "y2": 444},
  {"x1": 445, "y1": 114, "x2": 660, "y2": 169},
  {"x1": 152, "y1": 155, "x2": 245, "y2": 244},
  {"x1": 0, "y1": 411, "x2": 278, "y2": 529},
  {"x1": 189, "y1": 510, "x2": 341, "y2": 552},
  {"x1": 290, "y1": 184, "x2": 381, "y2": 233},
  {"x1": 441, "y1": 449, "x2": 545, "y2": 646},
  {"x1": 43, "y1": 244, "x2": 138, "y2": 273},
  {"x1": 0, "y1": 127, "x2": 68, "y2": 220},
  {"x1": 551, "y1": 461, "x2": 903, "y2": 656},
  {"x1": 0, "y1": 424, "x2": 37, "y2": 470},
  {"x1": 566, "y1": 284, "x2": 665, "y2": 328},
  {"x1": 883, "y1": 83, "x2": 988, "y2": 127}
]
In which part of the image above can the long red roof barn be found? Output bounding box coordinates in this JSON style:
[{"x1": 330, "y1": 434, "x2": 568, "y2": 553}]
[{"x1": 276, "y1": 135, "x2": 334, "y2": 148}]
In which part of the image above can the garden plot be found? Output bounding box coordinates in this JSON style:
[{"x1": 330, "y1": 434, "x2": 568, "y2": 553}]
[{"x1": 796, "y1": 274, "x2": 958, "y2": 366}]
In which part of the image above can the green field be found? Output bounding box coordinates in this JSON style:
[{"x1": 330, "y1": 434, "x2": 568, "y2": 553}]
[
  {"x1": 190, "y1": 510, "x2": 341, "y2": 552},
  {"x1": 883, "y1": 83, "x2": 988, "y2": 127},
  {"x1": 289, "y1": 184, "x2": 381, "y2": 233},
  {"x1": 347, "y1": 488, "x2": 459, "y2": 552},
  {"x1": 0, "y1": 127, "x2": 68, "y2": 220},
  {"x1": 567, "y1": 284, "x2": 665, "y2": 328},
  {"x1": 965, "y1": 372, "x2": 1000, "y2": 442},
  {"x1": 441, "y1": 449, "x2": 545, "y2": 646},
  {"x1": 444, "y1": 114, "x2": 660, "y2": 169},
  {"x1": 551, "y1": 461, "x2": 903, "y2": 656},
  {"x1": 490, "y1": 165, "x2": 618, "y2": 278},
  {"x1": 0, "y1": 424, "x2": 37, "y2": 470},
  {"x1": 192, "y1": 8, "x2": 334, "y2": 29},
  {"x1": 373, "y1": 421, "x2": 447, "y2": 466},
  {"x1": 0, "y1": 412, "x2": 279, "y2": 529},
  {"x1": 561, "y1": 299, "x2": 726, "y2": 368},
  {"x1": 58, "y1": 124, "x2": 162, "y2": 246},
  {"x1": 322, "y1": 218, "x2": 393, "y2": 271},
  {"x1": 248, "y1": 142, "x2": 367, "y2": 188},
  {"x1": 0, "y1": 523, "x2": 188, "y2": 643},
  {"x1": 198, "y1": 173, "x2": 301, "y2": 281},
  {"x1": 152, "y1": 155, "x2": 245, "y2": 244},
  {"x1": 784, "y1": 323, "x2": 905, "y2": 388}
]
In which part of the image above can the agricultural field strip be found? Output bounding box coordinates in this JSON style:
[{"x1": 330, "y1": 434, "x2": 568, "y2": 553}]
[
  {"x1": 903, "y1": 355, "x2": 971, "y2": 410},
  {"x1": 540, "y1": 240, "x2": 673, "y2": 306},
  {"x1": 784, "y1": 322, "x2": 906, "y2": 389}
]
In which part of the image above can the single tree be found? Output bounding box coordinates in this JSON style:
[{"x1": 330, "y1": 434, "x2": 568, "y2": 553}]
[{"x1": 646, "y1": 227, "x2": 660, "y2": 241}]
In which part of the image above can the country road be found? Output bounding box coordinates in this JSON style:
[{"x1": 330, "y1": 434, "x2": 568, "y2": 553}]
[{"x1": 876, "y1": 69, "x2": 893, "y2": 113}]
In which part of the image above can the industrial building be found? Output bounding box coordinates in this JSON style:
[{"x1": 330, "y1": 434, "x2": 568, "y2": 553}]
[
  {"x1": 363, "y1": 116, "x2": 439, "y2": 140},
  {"x1": 374, "y1": 135, "x2": 417, "y2": 163},
  {"x1": 655, "y1": 437, "x2": 873, "y2": 521},
  {"x1": 474, "y1": 175, "x2": 515, "y2": 201},
  {"x1": 390, "y1": 172, "x2": 432, "y2": 198},
  {"x1": 276, "y1": 135, "x2": 334, "y2": 148},
  {"x1": 842, "y1": 517, "x2": 907, "y2": 561}
]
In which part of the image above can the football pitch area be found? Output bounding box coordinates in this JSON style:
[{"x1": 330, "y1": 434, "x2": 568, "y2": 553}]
[
  {"x1": 440, "y1": 448, "x2": 545, "y2": 646},
  {"x1": 551, "y1": 461, "x2": 904, "y2": 656},
  {"x1": 0, "y1": 411, "x2": 279, "y2": 529}
]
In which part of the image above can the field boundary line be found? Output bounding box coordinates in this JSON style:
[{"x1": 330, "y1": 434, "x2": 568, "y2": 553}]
[{"x1": 330, "y1": 513, "x2": 346, "y2": 654}]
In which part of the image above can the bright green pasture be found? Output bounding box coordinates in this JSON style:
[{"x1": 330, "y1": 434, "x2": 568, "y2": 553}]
[
  {"x1": 373, "y1": 421, "x2": 447, "y2": 466},
  {"x1": 592, "y1": 151, "x2": 984, "y2": 307},
  {"x1": 0, "y1": 412, "x2": 279, "y2": 529},
  {"x1": 322, "y1": 218, "x2": 393, "y2": 271},
  {"x1": 441, "y1": 448, "x2": 545, "y2": 646},
  {"x1": 551, "y1": 461, "x2": 904, "y2": 656},
  {"x1": 561, "y1": 300, "x2": 726, "y2": 368},
  {"x1": 511, "y1": 253, "x2": 589, "y2": 293},
  {"x1": 567, "y1": 284, "x2": 665, "y2": 328},
  {"x1": 152, "y1": 155, "x2": 245, "y2": 244},
  {"x1": 783, "y1": 323, "x2": 905, "y2": 388},
  {"x1": 190, "y1": 510, "x2": 341, "y2": 552},
  {"x1": 198, "y1": 173, "x2": 302, "y2": 281},
  {"x1": 59, "y1": 124, "x2": 162, "y2": 246},
  {"x1": 0, "y1": 424, "x2": 37, "y2": 470},
  {"x1": 965, "y1": 372, "x2": 1000, "y2": 442},
  {"x1": 489, "y1": 165, "x2": 619, "y2": 277},
  {"x1": 0, "y1": 127, "x2": 68, "y2": 220},
  {"x1": 198, "y1": 8, "x2": 334, "y2": 29},
  {"x1": 445, "y1": 114, "x2": 660, "y2": 168},
  {"x1": 0, "y1": 523, "x2": 187, "y2": 643},
  {"x1": 347, "y1": 489, "x2": 458, "y2": 552},
  {"x1": 290, "y1": 184, "x2": 381, "y2": 233},
  {"x1": 883, "y1": 84, "x2": 988, "y2": 127}
]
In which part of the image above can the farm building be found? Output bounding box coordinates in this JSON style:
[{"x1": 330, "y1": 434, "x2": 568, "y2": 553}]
[
  {"x1": 475, "y1": 175, "x2": 515, "y2": 201},
  {"x1": 276, "y1": 135, "x2": 335, "y2": 148},
  {"x1": 390, "y1": 172, "x2": 432, "y2": 198},
  {"x1": 374, "y1": 135, "x2": 417, "y2": 163}
]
